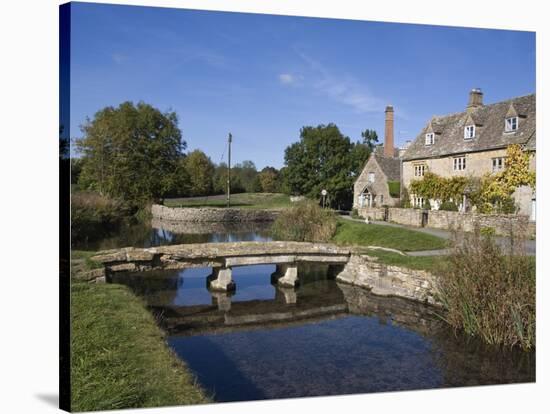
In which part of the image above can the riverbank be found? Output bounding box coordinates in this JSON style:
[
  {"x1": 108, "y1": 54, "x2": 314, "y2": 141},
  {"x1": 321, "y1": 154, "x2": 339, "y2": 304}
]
[{"x1": 71, "y1": 279, "x2": 210, "y2": 411}]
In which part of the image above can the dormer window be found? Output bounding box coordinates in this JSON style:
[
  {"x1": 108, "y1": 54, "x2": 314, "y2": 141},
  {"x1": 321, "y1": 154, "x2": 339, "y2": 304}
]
[
  {"x1": 505, "y1": 116, "x2": 518, "y2": 132},
  {"x1": 464, "y1": 125, "x2": 475, "y2": 140},
  {"x1": 425, "y1": 133, "x2": 434, "y2": 145}
]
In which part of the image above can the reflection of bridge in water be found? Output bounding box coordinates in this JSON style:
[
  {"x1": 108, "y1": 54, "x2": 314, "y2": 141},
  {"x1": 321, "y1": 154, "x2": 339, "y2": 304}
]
[{"x1": 137, "y1": 277, "x2": 439, "y2": 338}]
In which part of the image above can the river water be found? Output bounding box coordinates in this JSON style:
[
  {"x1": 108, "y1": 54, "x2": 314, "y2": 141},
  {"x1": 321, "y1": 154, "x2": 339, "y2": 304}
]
[{"x1": 89, "y1": 220, "x2": 535, "y2": 402}]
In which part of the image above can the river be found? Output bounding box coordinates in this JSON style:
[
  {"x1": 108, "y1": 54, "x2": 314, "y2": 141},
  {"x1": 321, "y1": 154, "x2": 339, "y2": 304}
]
[{"x1": 82, "y1": 219, "x2": 536, "y2": 402}]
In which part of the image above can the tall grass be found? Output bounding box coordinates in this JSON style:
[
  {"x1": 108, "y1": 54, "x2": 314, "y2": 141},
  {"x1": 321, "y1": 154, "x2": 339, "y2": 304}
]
[
  {"x1": 437, "y1": 226, "x2": 535, "y2": 350},
  {"x1": 71, "y1": 191, "x2": 132, "y2": 245},
  {"x1": 270, "y1": 200, "x2": 337, "y2": 242}
]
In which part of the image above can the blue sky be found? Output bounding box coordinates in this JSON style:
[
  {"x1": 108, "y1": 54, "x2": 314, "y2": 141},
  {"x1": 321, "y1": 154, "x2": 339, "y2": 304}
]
[{"x1": 69, "y1": 2, "x2": 535, "y2": 169}]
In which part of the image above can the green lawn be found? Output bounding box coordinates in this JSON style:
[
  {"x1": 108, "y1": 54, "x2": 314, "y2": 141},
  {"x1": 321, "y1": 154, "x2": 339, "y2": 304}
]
[
  {"x1": 71, "y1": 282, "x2": 210, "y2": 411},
  {"x1": 362, "y1": 249, "x2": 448, "y2": 273},
  {"x1": 164, "y1": 192, "x2": 292, "y2": 209},
  {"x1": 332, "y1": 218, "x2": 447, "y2": 251}
]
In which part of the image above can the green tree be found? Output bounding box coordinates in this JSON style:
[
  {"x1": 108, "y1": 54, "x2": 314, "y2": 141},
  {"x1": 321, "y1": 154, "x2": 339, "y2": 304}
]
[
  {"x1": 184, "y1": 150, "x2": 215, "y2": 196},
  {"x1": 350, "y1": 141, "x2": 371, "y2": 176},
  {"x1": 213, "y1": 162, "x2": 245, "y2": 195},
  {"x1": 258, "y1": 167, "x2": 280, "y2": 193},
  {"x1": 283, "y1": 124, "x2": 355, "y2": 209},
  {"x1": 360, "y1": 129, "x2": 379, "y2": 151},
  {"x1": 76, "y1": 101, "x2": 185, "y2": 205},
  {"x1": 233, "y1": 160, "x2": 260, "y2": 193}
]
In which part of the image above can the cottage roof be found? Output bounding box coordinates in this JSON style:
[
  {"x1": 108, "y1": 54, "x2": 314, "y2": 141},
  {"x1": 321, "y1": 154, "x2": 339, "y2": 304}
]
[
  {"x1": 403, "y1": 93, "x2": 536, "y2": 161},
  {"x1": 373, "y1": 154, "x2": 400, "y2": 181}
]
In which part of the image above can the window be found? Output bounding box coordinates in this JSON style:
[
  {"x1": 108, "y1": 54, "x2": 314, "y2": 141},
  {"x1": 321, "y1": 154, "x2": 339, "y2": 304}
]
[
  {"x1": 492, "y1": 157, "x2": 505, "y2": 172},
  {"x1": 464, "y1": 125, "x2": 475, "y2": 140},
  {"x1": 425, "y1": 133, "x2": 434, "y2": 145},
  {"x1": 413, "y1": 196, "x2": 424, "y2": 208},
  {"x1": 414, "y1": 164, "x2": 426, "y2": 177},
  {"x1": 368, "y1": 172, "x2": 375, "y2": 183},
  {"x1": 379, "y1": 195, "x2": 384, "y2": 205},
  {"x1": 453, "y1": 156, "x2": 466, "y2": 171},
  {"x1": 505, "y1": 116, "x2": 518, "y2": 132}
]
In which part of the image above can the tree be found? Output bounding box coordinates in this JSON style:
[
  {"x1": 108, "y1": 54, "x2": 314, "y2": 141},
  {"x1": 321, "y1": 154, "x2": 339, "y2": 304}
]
[
  {"x1": 360, "y1": 129, "x2": 379, "y2": 151},
  {"x1": 258, "y1": 167, "x2": 280, "y2": 193},
  {"x1": 283, "y1": 124, "x2": 356, "y2": 209},
  {"x1": 184, "y1": 150, "x2": 215, "y2": 196},
  {"x1": 213, "y1": 162, "x2": 245, "y2": 194},
  {"x1": 76, "y1": 101, "x2": 186, "y2": 205},
  {"x1": 350, "y1": 141, "x2": 371, "y2": 176},
  {"x1": 232, "y1": 160, "x2": 260, "y2": 193}
]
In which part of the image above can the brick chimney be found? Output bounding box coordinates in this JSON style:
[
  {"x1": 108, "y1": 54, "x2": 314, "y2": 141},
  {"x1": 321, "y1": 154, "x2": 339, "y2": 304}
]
[
  {"x1": 467, "y1": 88, "x2": 483, "y2": 112},
  {"x1": 384, "y1": 105, "x2": 394, "y2": 157}
]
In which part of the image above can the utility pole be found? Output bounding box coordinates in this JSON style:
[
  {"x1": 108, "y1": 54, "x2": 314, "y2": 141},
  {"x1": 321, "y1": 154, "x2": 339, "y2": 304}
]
[{"x1": 226, "y1": 133, "x2": 232, "y2": 208}]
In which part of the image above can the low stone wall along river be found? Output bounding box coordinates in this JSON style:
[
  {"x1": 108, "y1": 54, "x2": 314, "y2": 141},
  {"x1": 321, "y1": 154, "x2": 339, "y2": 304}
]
[{"x1": 152, "y1": 204, "x2": 279, "y2": 222}]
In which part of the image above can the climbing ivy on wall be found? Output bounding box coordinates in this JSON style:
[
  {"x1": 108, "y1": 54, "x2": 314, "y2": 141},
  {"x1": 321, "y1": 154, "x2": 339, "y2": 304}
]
[
  {"x1": 409, "y1": 172, "x2": 468, "y2": 203},
  {"x1": 475, "y1": 144, "x2": 536, "y2": 213},
  {"x1": 407, "y1": 144, "x2": 535, "y2": 214}
]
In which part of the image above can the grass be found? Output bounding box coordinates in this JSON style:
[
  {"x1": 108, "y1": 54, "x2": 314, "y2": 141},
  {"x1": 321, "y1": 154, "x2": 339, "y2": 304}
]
[
  {"x1": 271, "y1": 200, "x2": 337, "y2": 242},
  {"x1": 438, "y1": 230, "x2": 535, "y2": 350},
  {"x1": 71, "y1": 282, "x2": 210, "y2": 411},
  {"x1": 72, "y1": 250, "x2": 103, "y2": 270},
  {"x1": 164, "y1": 192, "x2": 292, "y2": 209},
  {"x1": 363, "y1": 249, "x2": 447, "y2": 273},
  {"x1": 332, "y1": 218, "x2": 447, "y2": 251}
]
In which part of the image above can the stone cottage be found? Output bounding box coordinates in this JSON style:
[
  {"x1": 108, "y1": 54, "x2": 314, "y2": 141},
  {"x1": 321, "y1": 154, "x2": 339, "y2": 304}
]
[
  {"x1": 353, "y1": 106, "x2": 402, "y2": 208},
  {"x1": 402, "y1": 89, "x2": 536, "y2": 218}
]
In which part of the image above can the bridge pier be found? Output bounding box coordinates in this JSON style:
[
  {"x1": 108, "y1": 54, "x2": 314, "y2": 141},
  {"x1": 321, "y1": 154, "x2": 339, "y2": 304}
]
[
  {"x1": 276, "y1": 286, "x2": 297, "y2": 304},
  {"x1": 211, "y1": 291, "x2": 233, "y2": 311},
  {"x1": 207, "y1": 267, "x2": 236, "y2": 292},
  {"x1": 276, "y1": 264, "x2": 299, "y2": 288}
]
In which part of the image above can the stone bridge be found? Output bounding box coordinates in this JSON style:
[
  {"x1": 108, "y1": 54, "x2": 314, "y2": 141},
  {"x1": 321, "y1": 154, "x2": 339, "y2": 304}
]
[{"x1": 92, "y1": 241, "x2": 352, "y2": 291}]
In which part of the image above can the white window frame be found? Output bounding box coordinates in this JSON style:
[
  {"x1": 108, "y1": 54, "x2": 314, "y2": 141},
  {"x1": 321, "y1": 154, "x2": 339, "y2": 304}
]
[
  {"x1": 464, "y1": 125, "x2": 475, "y2": 140},
  {"x1": 492, "y1": 157, "x2": 505, "y2": 172},
  {"x1": 368, "y1": 172, "x2": 375, "y2": 183},
  {"x1": 413, "y1": 196, "x2": 424, "y2": 208},
  {"x1": 453, "y1": 156, "x2": 466, "y2": 171},
  {"x1": 425, "y1": 133, "x2": 434, "y2": 145},
  {"x1": 414, "y1": 164, "x2": 426, "y2": 177},
  {"x1": 505, "y1": 116, "x2": 518, "y2": 132}
]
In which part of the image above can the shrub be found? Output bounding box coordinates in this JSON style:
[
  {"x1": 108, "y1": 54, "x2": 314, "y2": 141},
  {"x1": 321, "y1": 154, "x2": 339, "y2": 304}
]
[
  {"x1": 270, "y1": 200, "x2": 337, "y2": 242},
  {"x1": 437, "y1": 226, "x2": 535, "y2": 350},
  {"x1": 351, "y1": 208, "x2": 359, "y2": 219},
  {"x1": 387, "y1": 181, "x2": 400, "y2": 198},
  {"x1": 71, "y1": 191, "x2": 132, "y2": 245},
  {"x1": 480, "y1": 226, "x2": 496, "y2": 237},
  {"x1": 439, "y1": 201, "x2": 459, "y2": 211}
]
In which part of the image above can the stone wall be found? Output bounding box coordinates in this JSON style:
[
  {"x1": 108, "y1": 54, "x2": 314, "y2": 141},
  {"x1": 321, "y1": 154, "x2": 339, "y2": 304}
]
[
  {"x1": 358, "y1": 206, "x2": 535, "y2": 238},
  {"x1": 356, "y1": 207, "x2": 385, "y2": 220},
  {"x1": 388, "y1": 207, "x2": 424, "y2": 227},
  {"x1": 427, "y1": 210, "x2": 532, "y2": 237},
  {"x1": 152, "y1": 204, "x2": 279, "y2": 222},
  {"x1": 336, "y1": 254, "x2": 440, "y2": 306}
]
